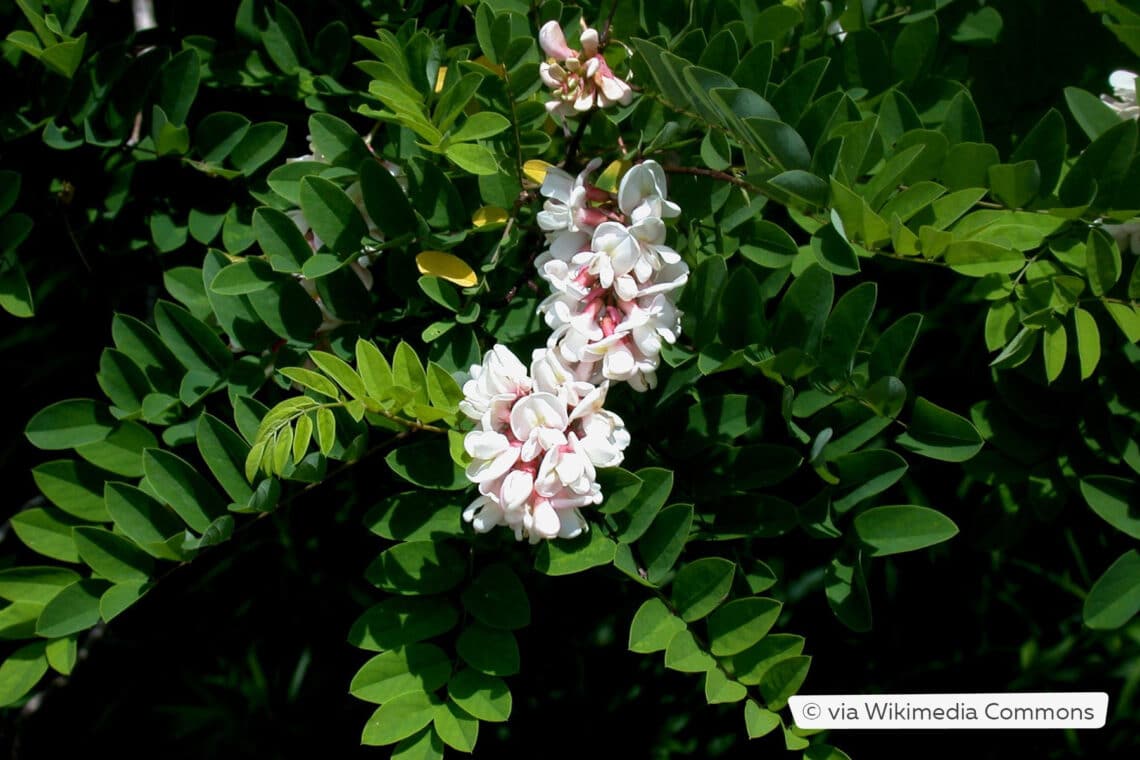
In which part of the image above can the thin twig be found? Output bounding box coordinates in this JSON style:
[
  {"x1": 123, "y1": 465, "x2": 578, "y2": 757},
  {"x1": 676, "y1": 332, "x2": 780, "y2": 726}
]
[
  {"x1": 563, "y1": 110, "x2": 595, "y2": 170},
  {"x1": 660, "y1": 164, "x2": 755, "y2": 191}
]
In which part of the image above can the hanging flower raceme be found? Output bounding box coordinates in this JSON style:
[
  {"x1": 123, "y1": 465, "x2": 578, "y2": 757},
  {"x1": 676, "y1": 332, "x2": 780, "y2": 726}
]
[
  {"x1": 534, "y1": 159, "x2": 688, "y2": 391},
  {"x1": 539, "y1": 19, "x2": 633, "y2": 121},
  {"x1": 1102, "y1": 70, "x2": 1140, "y2": 121},
  {"x1": 459, "y1": 345, "x2": 630, "y2": 543}
]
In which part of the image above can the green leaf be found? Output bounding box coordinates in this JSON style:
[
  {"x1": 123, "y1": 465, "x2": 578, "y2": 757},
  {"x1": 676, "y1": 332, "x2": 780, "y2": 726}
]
[
  {"x1": 704, "y1": 667, "x2": 747, "y2": 704},
  {"x1": 988, "y1": 161, "x2": 1040, "y2": 208},
  {"x1": 73, "y1": 527, "x2": 154, "y2": 583},
  {"x1": 744, "y1": 700, "x2": 781, "y2": 739},
  {"x1": 308, "y1": 112, "x2": 369, "y2": 168},
  {"x1": 104, "y1": 483, "x2": 184, "y2": 556},
  {"x1": 0, "y1": 599, "x2": 45, "y2": 640},
  {"x1": 1060, "y1": 119, "x2": 1137, "y2": 207},
  {"x1": 759, "y1": 655, "x2": 811, "y2": 710},
  {"x1": 9, "y1": 507, "x2": 83, "y2": 562},
  {"x1": 280, "y1": 374, "x2": 340, "y2": 409},
  {"x1": 366, "y1": 540, "x2": 466, "y2": 595},
  {"x1": 0, "y1": 642, "x2": 48, "y2": 708},
  {"x1": 156, "y1": 49, "x2": 200, "y2": 126},
  {"x1": 1043, "y1": 316, "x2": 1068, "y2": 383},
  {"x1": 772, "y1": 265, "x2": 834, "y2": 354},
  {"x1": 732, "y1": 634, "x2": 805, "y2": 685},
  {"x1": 45, "y1": 635, "x2": 77, "y2": 675},
  {"x1": 299, "y1": 176, "x2": 367, "y2": 254},
  {"x1": 1083, "y1": 549, "x2": 1140, "y2": 630},
  {"x1": 433, "y1": 701, "x2": 478, "y2": 753},
  {"x1": 944, "y1": 241, "x2": 1025, "y2": 277},
  {"x1": 1081, "y1": 476, "x2": 1140, "y2": 539},
  {"x1": 896, "y1": 397, "x2": 983, "y2": 462},
  {"x1": 866, "y1": 309, "x2": 921, "y2": 378},
  {"x1": 195, "y1": 112, "x2": 251, "y2": 162},
  {"x1": 39, "y1": 34, "x2": 86, "y2": 78},
  {"x1": 390, "y1": 726, "x2": 444, "y2": 760},
  {"x1": 350, "y1": 644, "x2": 452, "y2": 704},
  {"x1": 819, "y1": 282, "x2": 876, "y2": 379},
  {"x1": 357, "y1": 339, "x2": 394, "y2": 401},
  {"x1": 811, "y1": 220, "x2": 860, "y2": 275},
  {"x1": 638, "y1": 503, "x2": 695, "y2": 584},
  {"x1": 611, "y1": 467, "x2": 674, "y2": 543},
  {"x1": 1011, "y1": 109, "x2": 1066, "y2": 194},
  {"x1": 35, "y1": 579, "x2": 109, "y2": 637},
  {"x1": 628, "y1": 598, "x2": 687, "y2": 654},
  {"x1": 664, "y1": 629, "x2": 716, "y2": 673},
  {"x1": 100, "y1": 581, "x2": 148, "y2": 622},
  {"x1": 825, "y1": 554, "x2": 872, "y2": 632},
  {"x1": 450, "y1": 112, "x2": 510, "y2": 143},
  {"x1": 448, "y1": 669, "x2": 512, "y2": 723},
  {"x1": 349, "y1": 597, "x2": 460, "y2": 652},
  {"x1": 1065, "y1": 86, "x2": 1123, "y2": 141},
  {"x1": 706, "y1": 597, "x2": 783, "y2": 656},
  {"x1": 461, "y1": 563, "x2": 530, "y2": 630},
  {"x1": 386, "y1": 439, "x2": 468, "y2": 490},
  {"x1": 426, "y1": 363, "x2": 463, "y2": 415},
  {"x1": 143, "y1": 449, "x2": 226, "y2": 533},
  {"x1": 1106, "y1": 302, "x2": 1140, "y2": 342},
  {"x1": 456, "y1": 623, "x2": 519, "y2": 676},
  {"x1": 310, "y1": 350, "x2": 370, "y2": 402},
  {"x1": 445, "y1": 143, "x2": 499, "y2": 175},
  {"x1": 230, "y1": 121, "x2": 288, "y2": 174},
  {"x1": 253, "y1": 207, "x2": 312, "y2": 273},
  {"x1": 26, "y1": 399, "x2": 114, "y2": 450},
  {"x1": 359, "y1": 159, "x2": 417, "y2": 238},
  {"x1": 196, "y1": 415, "x2": 254, "y2": 503},
  {"x1": 0, "y1": 566, "x2": 80, "y2": 604},
  {"x1": 154, "y1": 301, "x2": 231, "y2": 377},
  {"x1": 672, "y1": 558, "x2": 735, "y2": 622},
  {"x1": 365, "y1": 490, "x2": 465, "y2": 542},
  {"x1": 534, "y1": 529, "x2": 616, "y2": 576},
  {"x1": 1074, "y1": 307, "x2": 1101, "y2": 380},
  {"x1": 1087, "y1": 228, "x2": 1122, "y2": 296},
  {"x1": 31, "y1": 459, "x2": 110, "y2": 522},
  {"x1": 832, "y1": 449, "x2": 908, "y2": 513},
  {"x1": 209, "y1": 259, "x2": 278, "y2": 295},
  {"x1": 854, "y1": 505, "x2": 959, "y2": 556},
  {"x1": 362, "y1": 691, "x2": 442, "y2": 746}
]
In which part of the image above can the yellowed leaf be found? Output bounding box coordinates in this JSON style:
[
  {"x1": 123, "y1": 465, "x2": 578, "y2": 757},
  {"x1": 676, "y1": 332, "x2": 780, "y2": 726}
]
[
  {"x1": 472, "y1": 206, "x2": 509, "y2": 228},
  {"x1": 596, "y1": 160, "x2": 630, "y2": 193},
  {"x1": 524, "y1": 160, "x2": 554, "y2": 185},
  {"x1": 433, "y1": 65, "x2": 448, "y2": 94},
  {"x1": 416, "y1": 251, "x2": 479, "y2": 287}
]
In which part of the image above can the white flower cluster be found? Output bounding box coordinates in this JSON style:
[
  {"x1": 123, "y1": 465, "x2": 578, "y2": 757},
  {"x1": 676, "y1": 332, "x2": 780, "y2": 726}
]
[
  {"x1": 539, "y1": 19, "x2": 632, "y2": 122},
  {"x1": 1102, "y1": 70, "x2": 1139, "y2": 121},
  {"x1": 534, "y1": 159, "x2": 688, "y2": 392},
  {"x1": 459, "y1": 345, "x2": 630, "y2": 543}
]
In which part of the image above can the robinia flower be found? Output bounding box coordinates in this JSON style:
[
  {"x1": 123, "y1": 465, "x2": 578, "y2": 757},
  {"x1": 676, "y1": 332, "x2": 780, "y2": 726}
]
[
  {"x1": 460, "y1": 345, "x2": 630, "y2": 543},
  {"x1": 1102, "y1": 70, "x2": 1140, "y2": 121},
  {"x1": 534, "y1": 159, "x2": 688, "y2": 391},
  {"x1": 539, "y1": 19, "x2": 633, "y2": 121}
]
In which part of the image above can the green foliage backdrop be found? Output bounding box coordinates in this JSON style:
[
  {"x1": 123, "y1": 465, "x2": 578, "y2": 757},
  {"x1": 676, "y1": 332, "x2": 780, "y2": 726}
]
[{"x1": 2, "y1": 0, "x2": 1140, "y2": 758}]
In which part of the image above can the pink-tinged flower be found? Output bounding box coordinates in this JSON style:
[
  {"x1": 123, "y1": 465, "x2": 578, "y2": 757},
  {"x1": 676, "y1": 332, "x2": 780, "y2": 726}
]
[
  {"x1": 459, "y1": 344, "x2": 534, "y2": 426},
  {"x1": 1103, "y1": 70, "x2": 1140, "y2": 120},
  {"x1": 538, "y1": 20, "x2": 633, "y2": 121},
  {"x1": 459, "y1": 344, "x2": 629, "y2": 542}
]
